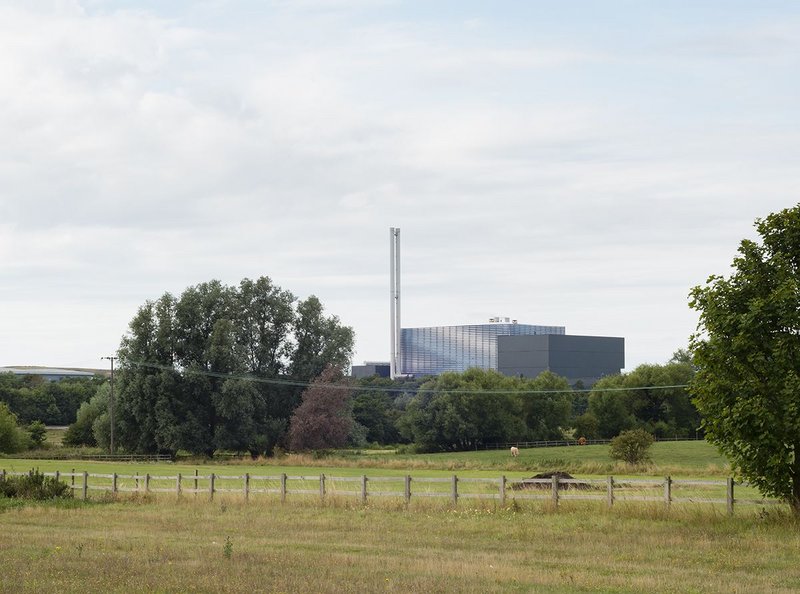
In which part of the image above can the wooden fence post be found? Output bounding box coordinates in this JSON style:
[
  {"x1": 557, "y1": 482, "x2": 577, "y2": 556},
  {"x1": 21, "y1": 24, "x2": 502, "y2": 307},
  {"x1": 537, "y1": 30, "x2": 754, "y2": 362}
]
[
  {"x1": 606, "y1": 476, "x2": 614, "y2": 508},
  {"x1": 1, "y1": 469, "x2": 5, "y2": 481},
  {"x1": 244, "y1": 473, "x2": 250, "y2": 502},
  {"x1": 176, "y1": 473, "x2": 182, "y2": 496},
  {"x1": 404, "y1": 475, "x2": 411, "y2": 505},
  {"x1": 551, "y1": 475, "x2": 559, "y2": 509},
  {"x1": 135, "y1": 472, "x2": 139, "y2": 492},
  {"x1": 82, "y1": 471, "x2": 88, "y2": 501},
  {"x1": 71, "y1": 468, "x2": 75, "y2": 490},
  {"x1": 664, "y1": 476, "x2": 672, "y2": 508},
  {"x1": 209, "y1": 473, "x2": 215, "y2": 501},
  {"x1": 194, "y1": 469, "x2": 198, "y2": 497},
  {"x1": 144, "y1": 473, "x2": 150, "y2": 494},
  {"x1": 500, "y1": 475, "x2": 506, "y2": 506},
  {"x1": 727, "y1": 478, "x2": 735, "y2": 516},
  {"x1": 451, "y1": 475, "x2": 458, "y2": 506},
  {"x1": 360, "y1": 475, "x2": 367, "y2": 504},
  {"x1": 112, "y1": 473, "x2": 118, "y2": 495},
  {"x1": 280, "y1": 473, "x2": 287, "y2": 503},
  {"x1": 54, "y1": 470, "x2": 60, "y2": 483},
  {"x1": 320, "y1": 474, "x2": 326, "y2": 501}
]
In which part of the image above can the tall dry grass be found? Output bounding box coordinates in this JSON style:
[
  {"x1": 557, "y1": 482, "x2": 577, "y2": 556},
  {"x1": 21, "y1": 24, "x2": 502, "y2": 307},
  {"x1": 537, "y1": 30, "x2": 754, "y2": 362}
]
[{"x1": 0, "y1": 497, "x2": 798, "y2": 593}]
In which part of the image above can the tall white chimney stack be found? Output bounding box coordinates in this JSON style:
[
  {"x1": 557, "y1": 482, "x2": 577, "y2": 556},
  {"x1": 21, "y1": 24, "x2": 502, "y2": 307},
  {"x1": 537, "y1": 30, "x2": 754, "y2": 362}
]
[{"x1": 389, "y1": 227, "x2": 401, "y2": 378}]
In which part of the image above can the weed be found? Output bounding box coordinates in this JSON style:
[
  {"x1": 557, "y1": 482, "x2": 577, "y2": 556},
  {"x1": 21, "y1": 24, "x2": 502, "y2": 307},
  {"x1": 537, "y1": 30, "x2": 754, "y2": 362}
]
[{"x1": 223, "y1": 536, "x2": 233, "y2": 560}]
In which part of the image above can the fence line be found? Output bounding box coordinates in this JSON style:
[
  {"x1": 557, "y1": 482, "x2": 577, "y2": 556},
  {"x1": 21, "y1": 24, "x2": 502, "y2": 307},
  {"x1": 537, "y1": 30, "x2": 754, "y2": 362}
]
[
  {"x1": 10, "y1": 453, "x2": 173, "y2": 462},
  {"x1": 0, "y1": 469, "x2": 784, "y2": 515},
  {"x1": 480, "y1": 436, "x2": 703, "y2": 450}
]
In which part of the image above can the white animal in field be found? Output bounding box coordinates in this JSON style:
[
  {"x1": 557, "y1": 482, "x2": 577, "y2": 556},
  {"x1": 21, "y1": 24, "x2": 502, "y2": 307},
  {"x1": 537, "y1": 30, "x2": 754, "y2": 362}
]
[{"x1": 510, "y1": 446, "x2": 519, "y2": 458}]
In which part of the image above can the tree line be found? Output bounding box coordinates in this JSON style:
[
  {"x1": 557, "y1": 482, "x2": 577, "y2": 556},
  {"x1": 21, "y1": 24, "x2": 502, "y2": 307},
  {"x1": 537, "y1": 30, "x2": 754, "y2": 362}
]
[
  {"x1": 0, "y1": 373, "x2": 102, "y2": 426},
  {"x1": 2, "y1": 276, "x2": 699, "y2": 456}
]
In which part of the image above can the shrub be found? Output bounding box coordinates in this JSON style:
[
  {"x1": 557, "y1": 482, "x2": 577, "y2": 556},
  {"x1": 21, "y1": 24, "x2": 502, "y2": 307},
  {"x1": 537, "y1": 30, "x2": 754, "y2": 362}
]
[
  {"x1": 0, "y1": 469, "x2": 73, "y2": 500},
  {"x1": 609, "y1": 429, "x2": 655, "y2": 465},
  {"x1": 27, "y1": 421, "x2": 47, "y2": 448}
]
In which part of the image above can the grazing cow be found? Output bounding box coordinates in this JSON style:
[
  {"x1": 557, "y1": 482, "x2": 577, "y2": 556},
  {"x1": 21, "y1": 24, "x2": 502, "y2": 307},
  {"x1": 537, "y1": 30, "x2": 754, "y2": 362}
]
[{"x1": 510, "y1": 446, "x2": 519, "y2": 458}]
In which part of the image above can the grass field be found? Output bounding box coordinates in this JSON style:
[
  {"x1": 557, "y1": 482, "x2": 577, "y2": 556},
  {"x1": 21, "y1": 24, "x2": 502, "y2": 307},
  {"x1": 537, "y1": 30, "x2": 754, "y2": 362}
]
[
  {"x1": 2, "y1": 440, "x2": 792, "y2": 593},
  {"x1": 1, "y1": 498, "x2": 799, "y2": 593},
  {"x1": 2, "y1": 439, "x2": 731, "y2": 478}
]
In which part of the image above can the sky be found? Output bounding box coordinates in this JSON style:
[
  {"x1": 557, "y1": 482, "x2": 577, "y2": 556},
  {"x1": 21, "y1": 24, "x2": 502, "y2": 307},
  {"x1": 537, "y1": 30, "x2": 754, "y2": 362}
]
[{"x1": 1, "y1": 1, "x2": 798, "y2": 372}]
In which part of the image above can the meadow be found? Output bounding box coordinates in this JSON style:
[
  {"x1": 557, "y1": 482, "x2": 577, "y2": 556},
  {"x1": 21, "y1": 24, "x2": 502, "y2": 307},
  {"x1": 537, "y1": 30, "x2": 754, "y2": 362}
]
[
  {"x1": 1, "y1": 497, "x2": 799, "y2": 593},
  {"x1": 1, "y1": 441, "x2": 796, "y2": 593}
]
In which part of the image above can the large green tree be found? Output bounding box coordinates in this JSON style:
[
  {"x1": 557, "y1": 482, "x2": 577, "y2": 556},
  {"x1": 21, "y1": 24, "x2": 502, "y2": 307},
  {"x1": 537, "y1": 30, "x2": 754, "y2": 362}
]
[
  {"x1": 689, "y1": 204, "x2": 800, "y2": 513},
  {"x1": 114, "y1": 277, "x2": 354, "y2": 456}
]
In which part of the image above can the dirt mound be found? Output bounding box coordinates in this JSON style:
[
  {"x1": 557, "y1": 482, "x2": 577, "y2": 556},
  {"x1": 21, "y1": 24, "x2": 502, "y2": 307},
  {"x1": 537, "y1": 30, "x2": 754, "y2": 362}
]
[{"x1": 511, "y1": 471, "x2": 593, "y2": 491}]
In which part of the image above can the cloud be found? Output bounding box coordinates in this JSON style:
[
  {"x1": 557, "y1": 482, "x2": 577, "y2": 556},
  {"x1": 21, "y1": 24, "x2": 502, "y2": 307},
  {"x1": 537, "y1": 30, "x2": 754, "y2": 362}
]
[{"x1": 0, "y1": 2, "x2": 797, "y2": 369}]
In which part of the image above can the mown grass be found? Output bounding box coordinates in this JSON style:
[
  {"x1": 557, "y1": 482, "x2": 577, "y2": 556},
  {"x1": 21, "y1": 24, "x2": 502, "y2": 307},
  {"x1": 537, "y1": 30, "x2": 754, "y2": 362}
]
[
  {"x1": 0, "y1": 497, "x2": 798, "y2": 593},
  {"x1": 1, "y1": 441, "x2": 728, "y2": 482}
]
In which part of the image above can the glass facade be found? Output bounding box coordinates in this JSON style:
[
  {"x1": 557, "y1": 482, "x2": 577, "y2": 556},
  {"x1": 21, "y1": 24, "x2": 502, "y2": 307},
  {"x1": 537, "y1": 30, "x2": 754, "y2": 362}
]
[{"x1": 400, "y1": 323, "x2": 565, "y2": 376}]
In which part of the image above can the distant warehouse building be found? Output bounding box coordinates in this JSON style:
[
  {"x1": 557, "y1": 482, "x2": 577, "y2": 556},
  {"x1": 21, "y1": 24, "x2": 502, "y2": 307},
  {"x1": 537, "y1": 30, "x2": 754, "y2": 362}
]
[
  {"x1": 351, "y1": 361, "x2": 391, "y2": 379},
  {"x1": 0, "y1": 367, "x2": 97, "y2": 382}
]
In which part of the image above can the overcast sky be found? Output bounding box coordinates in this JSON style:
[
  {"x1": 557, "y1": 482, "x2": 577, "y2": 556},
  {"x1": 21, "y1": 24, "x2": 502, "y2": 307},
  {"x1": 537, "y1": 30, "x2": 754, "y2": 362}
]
[{"x1": 1, "y1": 1, "x2": 798, "y2": 372}]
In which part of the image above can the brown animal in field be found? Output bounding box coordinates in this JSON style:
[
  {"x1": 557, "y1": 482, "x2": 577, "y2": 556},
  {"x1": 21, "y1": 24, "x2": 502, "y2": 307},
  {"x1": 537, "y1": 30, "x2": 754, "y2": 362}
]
[{"x1": 510, "y1": 446, "x2": 519, "y2": 458}]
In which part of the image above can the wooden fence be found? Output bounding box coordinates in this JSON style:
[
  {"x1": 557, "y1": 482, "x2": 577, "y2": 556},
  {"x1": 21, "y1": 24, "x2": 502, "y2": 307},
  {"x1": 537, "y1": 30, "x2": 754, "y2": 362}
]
[
  {"x1": 0, "y1": 469, "x2": 784, "y2": 515},
  {"x1": 480, "y1": 436, "x2": 704, "y2": 450}
]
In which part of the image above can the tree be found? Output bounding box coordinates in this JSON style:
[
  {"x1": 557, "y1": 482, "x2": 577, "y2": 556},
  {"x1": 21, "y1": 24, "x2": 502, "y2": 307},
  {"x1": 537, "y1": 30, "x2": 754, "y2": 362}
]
[
  {"x1": 689, "y1": 204, "x2": 800, "y2": 513},
  {"x1": 287, "y1": 367, "x2": 354, "y2": 451},
  {"x1": 586, "y1": 361, "x2": 699, "y2": 439},
  {"x1": 63, "y1": 384, "x2": 110, "y2": 447},
  {"x1": 609, "y1": 429, "x2": 654, "y2": 465},
  {"x1": 0, "y1": 403, "x2": 29, "y2": 453},
  {"x1": 397, "y1": 369, "x2": 572, "y2": 452},
  {"x1": 27, "y1": 421, "x2": 47, "y2": 448},
  {"x1": 521, "y1": 371, "x2": 572, "y2": 441},
  {"x1": 114, "y1": 277, "x2": 354, "y2": 455},
  {"x1": 573, "y1": 412, "x2": 599, "y2": 440},
  {"x1": 587, "y1": 375, "x2": 635, "y2": 438}
]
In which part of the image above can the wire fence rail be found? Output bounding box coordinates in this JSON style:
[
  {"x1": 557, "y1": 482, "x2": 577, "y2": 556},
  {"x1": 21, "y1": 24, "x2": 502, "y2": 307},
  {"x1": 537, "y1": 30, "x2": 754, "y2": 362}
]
[{"x1": 0, "y1": 469, "x2": 784, "y2": 515}]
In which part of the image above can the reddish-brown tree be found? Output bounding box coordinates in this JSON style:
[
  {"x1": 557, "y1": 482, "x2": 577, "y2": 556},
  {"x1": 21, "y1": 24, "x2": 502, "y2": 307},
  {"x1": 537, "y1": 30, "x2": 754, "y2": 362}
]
[{"x1": 288, "y1": 366, "x2": 353, "y2": 451}]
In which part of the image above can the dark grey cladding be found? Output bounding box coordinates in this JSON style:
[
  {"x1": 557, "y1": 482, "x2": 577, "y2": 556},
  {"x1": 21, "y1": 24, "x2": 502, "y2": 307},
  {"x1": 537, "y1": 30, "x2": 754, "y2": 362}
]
[{"x1": 497, "y1": 334, "x2": 624, "y2": 386}]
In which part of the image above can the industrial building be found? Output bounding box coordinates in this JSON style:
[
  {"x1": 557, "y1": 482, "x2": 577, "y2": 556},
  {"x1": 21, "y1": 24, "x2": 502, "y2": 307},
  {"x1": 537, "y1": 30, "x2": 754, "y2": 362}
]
[
  {"x1": 497, "y1": 334, "x2": 625, "y2": 385},
  {"x1": 399, "y1": 321, "x2": 564, "y2": 376},
  {"x1": 0, "y1": 367, "x2": 97, "y2": 382},
  {"x1": 352, "y1": 227, "x2": 625, "y2": 385}
]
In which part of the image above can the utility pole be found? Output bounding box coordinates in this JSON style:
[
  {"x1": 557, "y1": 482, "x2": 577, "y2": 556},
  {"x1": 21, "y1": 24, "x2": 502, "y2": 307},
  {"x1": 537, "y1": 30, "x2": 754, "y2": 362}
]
[{"x1": 101, "y1": 356, "x2": 117, "y2": 455}]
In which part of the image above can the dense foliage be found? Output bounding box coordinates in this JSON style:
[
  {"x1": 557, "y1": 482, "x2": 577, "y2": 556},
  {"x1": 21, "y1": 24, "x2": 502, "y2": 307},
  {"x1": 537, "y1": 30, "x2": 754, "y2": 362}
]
[
  {"x1": 0, "y1": 373, "x2": 102, "y2": 425},
  {"x1": 582, "y1": 360, "x2": 698, "y2": 439},
  {"x1": 396, "y1": 368, "x2": 571, "y2": 452},
  {"x1": 62, "y1": 384, "x2": 111, "y2": 448},
  {"x1": 690, "y1": 204, "x2": 800, "y2": 513},
  {"x1": 114, "y1": 277, "x2": 355, "y2": 456}
]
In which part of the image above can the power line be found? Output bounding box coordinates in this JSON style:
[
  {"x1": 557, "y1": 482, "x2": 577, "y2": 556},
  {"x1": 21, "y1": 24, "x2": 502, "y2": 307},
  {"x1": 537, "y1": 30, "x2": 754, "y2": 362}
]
[{"x1": 124, "y1": 359, "x2": 690, "y2": 395}]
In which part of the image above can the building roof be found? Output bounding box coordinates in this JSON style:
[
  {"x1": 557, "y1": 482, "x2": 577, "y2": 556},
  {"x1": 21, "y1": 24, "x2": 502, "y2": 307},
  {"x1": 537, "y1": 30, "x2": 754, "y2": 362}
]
[{"x1": 1, "y1": 367, "x2": 97, "y2": 378}]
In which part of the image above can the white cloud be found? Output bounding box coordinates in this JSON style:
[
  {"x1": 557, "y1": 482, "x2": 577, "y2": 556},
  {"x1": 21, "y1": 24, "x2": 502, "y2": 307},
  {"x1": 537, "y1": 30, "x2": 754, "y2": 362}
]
[{"x1": 0, "y1": 2, "x2": 797, "y2": 369}]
